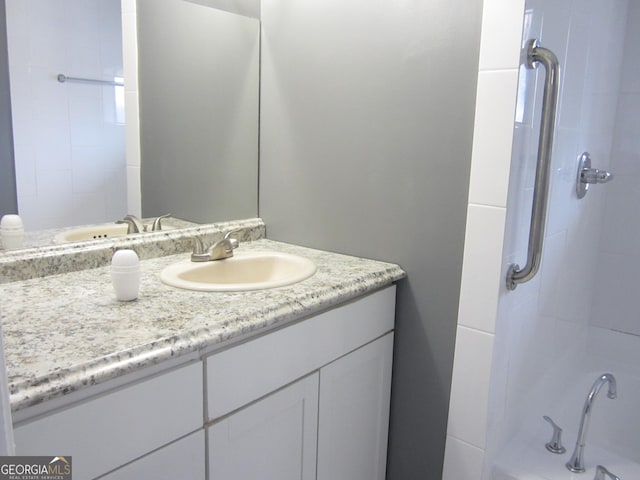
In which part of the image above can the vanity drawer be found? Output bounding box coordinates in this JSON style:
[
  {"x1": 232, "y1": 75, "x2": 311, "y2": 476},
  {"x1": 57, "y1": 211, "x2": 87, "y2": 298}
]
[
  {"x1": 14, "y1": 361, "x2": 203, "y2": 480},
  {"x1": 206, "y1": 286, "x2": 395, "y2": 420}
]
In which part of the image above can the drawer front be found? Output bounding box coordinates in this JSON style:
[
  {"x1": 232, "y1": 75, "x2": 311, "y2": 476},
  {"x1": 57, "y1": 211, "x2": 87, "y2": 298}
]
[
  {"x1": 206, "y1": 286, "x2": 395, "y2": 420},
  {"x1": 14, "y1": 361, "x2": 203, "y2": 479},
  {"x1": 101, "y1": 430, "x2": 205, "y2": 480}
]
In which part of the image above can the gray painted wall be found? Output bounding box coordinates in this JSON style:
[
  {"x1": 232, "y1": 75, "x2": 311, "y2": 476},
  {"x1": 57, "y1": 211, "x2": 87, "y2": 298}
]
[
  {"x1": 0, "y1": 0, "x2": 17, "y2": 215},
  {"x1": 138, "y1": 0, "x2": 259, "y2": 223},
  {"x1": 259, "y1": 1, "x2": 482, "y2": 478}
]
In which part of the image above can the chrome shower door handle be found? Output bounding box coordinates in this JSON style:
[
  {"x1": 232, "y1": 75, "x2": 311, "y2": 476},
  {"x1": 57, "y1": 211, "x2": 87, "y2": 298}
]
[{"x1": 507, "y1": 39, "x2": 560, "y2": 291}]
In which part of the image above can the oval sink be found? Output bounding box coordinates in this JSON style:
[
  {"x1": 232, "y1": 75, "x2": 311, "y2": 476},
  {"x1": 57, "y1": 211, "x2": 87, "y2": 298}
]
[
  {"x1": 53, "y1": 223, "x2": 174, "y2": 243},
  {"x1": 160, "y1": 251, "x2": 317, "y2": 292},
  {"x1": 53, "y1": 224, "x2": 130, "y2": 243}
]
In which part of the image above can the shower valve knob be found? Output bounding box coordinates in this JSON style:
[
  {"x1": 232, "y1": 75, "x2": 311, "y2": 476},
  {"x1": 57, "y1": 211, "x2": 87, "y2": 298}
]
[
  {"x1": 576, "y1": 152, "x2": 615, "y2": 199},
  {"x1": 543, "y1": 415, "x2": 566, "y2": 454}
]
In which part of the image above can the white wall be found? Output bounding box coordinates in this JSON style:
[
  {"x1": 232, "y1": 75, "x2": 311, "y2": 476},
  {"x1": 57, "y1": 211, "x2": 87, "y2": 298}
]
[
  {"x1": 445, "y1": 0, "x2": 640, "y2": 478},
  {"x1": 6, "y1": 0, "x2": 127, "y2": 230}
]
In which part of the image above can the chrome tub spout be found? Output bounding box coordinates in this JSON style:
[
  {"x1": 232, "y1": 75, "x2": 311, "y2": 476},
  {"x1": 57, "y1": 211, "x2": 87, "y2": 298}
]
[{"x1": 566, "y1": 373, "x2": 617, "y2": 473}]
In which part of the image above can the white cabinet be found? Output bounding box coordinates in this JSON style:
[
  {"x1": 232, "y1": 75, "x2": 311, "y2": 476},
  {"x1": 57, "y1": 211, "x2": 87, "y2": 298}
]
[
  {"x1": 206, "y1": 287, "x2": 396, "y2": 480},
  {"x1": 13, "y1": 286, "x2": 397, "y2": 480},
  {"x1": 317, "y1": 333, "x2": 394, "y2": 480},
  {"x1": 14, "y1": 361, "x2": 203, "y2": 480},
  {"x1": 208, "y1": 373, "x2": 319, "y2": 480}
]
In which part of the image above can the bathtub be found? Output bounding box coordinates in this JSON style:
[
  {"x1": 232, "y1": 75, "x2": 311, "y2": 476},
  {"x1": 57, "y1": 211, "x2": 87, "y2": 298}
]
[{"x1": 491, "y1": 430, "x2": 638, "y2": 479}]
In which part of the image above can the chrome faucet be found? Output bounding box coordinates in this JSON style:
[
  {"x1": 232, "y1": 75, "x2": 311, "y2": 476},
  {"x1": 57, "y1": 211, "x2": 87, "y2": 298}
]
[
  {"x1": 566, "y1": 373, "x2": 617, "y2": 473},
  {"x1": 116, "y1": 214, "x2": 145, "y2": 234},
  {"x1": 594, "y1": 465, "x2": 620, "y2": 480},
  {"x1": 191, "y1": 230, "x2": 240, "y2": 262}
]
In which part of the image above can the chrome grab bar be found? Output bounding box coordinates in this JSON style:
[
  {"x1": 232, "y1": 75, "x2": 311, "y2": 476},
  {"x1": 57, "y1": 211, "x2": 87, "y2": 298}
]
[
  {"x1": 57, "y1": 73, "x2": 124, "y2": 87},
  {"x1": 507, "y1": 39, "x2": 560, "y2": 291}
]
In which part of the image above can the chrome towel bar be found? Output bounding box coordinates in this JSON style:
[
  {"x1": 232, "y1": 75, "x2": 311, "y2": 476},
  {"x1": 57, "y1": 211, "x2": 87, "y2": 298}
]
[
  {"x1": 57, "y1": 73, "x2": 124, "y2": 87},
  {"x1": 507, "y1": 39, "x2": 560, "y2": 291}
]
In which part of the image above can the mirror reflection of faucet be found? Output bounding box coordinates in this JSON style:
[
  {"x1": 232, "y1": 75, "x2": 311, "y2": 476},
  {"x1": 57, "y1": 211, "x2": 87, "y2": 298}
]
[
  {"x1": 566, "y1": 373, "x2": 617, "y2": 473},
  {"x1": 116, "y1": 214, "x2": 172, "y2": 234}
]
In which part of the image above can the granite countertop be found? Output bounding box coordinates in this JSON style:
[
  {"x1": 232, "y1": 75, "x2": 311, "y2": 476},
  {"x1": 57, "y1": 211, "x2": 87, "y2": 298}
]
[{"x1": 0, "y1": 239, "x2": 405, "y2": 413}]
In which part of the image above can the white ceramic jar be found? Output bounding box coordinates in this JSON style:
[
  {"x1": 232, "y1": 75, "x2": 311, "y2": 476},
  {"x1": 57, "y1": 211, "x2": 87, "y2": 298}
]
[
  {"x1": 0, "y1": 215, "x2": 24, "y2": 250},
  {"x1": 111, "y1": 249, "x2": 140, "y2": 301}
]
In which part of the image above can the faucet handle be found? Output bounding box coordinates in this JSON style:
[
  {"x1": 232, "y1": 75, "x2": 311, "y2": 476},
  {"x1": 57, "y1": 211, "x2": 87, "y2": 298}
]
[
  {"x1": 116, "y1": 215, "x2": 144, "y2": 234},
  {"x1": 190, "y1": 236, "x2": 211, "y2": 262},
  {"x1": 223, "y1": 228, "x2": 242, "y2": 249},
  {"x1": 594, "y1": 465, "x2": 620, "y2": 480},
  {"x1": 151, "y1": 214, "x2": 171, "y2": 231},
  {"x1": 543, "y1": 416, "x2": 566, "y2": 454}
]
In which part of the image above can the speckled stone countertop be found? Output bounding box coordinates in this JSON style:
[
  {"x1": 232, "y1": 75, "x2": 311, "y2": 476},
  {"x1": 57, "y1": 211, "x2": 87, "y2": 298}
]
[
  {"x1": 0, "y1": 218, "x2": 265, "y2": 283},
  {"x1": 20, "y1": 217, "x2": 198, "y2": 249},
  {"x1": 0, "y1": 239, "x2": 405, "y2": 413}
]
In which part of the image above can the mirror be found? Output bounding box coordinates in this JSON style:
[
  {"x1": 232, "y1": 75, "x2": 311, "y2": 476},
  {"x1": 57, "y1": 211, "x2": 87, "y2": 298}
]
[{"x1": 0, "y1": 0, "x2": 259, "y2": 251}]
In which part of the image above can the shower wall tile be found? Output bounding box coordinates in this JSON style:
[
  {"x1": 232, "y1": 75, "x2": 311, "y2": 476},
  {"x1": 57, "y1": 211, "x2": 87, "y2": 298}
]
[
  {"x1": 584, "y1": 0, "x2": 628, "y2": 96},
  {"x1": 611, "y1": 94, "x2": 640, "y2": 176},
  {"x1": 478, "y1": 0, "x2": 525, "y2": 70},
  {"x1": 6, "y1": 0, "x2": 128, "y2": 230},
  {"x1": 447, "y1": 325, "x2": 495, "y2": 450},
  {"x1": 442, "y1": 435, "x2": 485, "y2": 480},
  {"x1": 457, "y1": 204, "x2": 506, "y2": 334},
  {"x1": 545, "y1": 127, "x2": 579, "y2": 237},
  {"x1": 468, "y1": 70, "x2": 519, "y2": 208},
  {"x1": 620, "y1": 0, "x2": 640, "y2": 93},
  {"x1": 600, "y1": 175, "x2": 640, "y2": 256},
  {"x1": 557, "y1": 0, "x2": 591, "y2": 130},
  {"x1": 592, "y1": 252, "x2": 640, "y2": 336},
  {"x1": 477, "y1": 0, "x2": 632, "y2": 476}
]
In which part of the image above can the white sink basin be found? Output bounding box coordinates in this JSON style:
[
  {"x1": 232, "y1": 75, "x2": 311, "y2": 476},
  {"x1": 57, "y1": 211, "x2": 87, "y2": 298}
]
[
  {"x1": 53, "y1": 224, "x2": 130, "y2": 243},
  {"x1": 53, "y1": 223, "x2": 174, "y2": 243},
  {"x1": 160, "y1": 251, "x2": 317, "y2": 292}
]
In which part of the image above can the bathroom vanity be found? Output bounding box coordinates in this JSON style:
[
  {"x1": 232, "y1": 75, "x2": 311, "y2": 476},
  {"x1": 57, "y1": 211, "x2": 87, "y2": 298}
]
[{"x1": 0, "y1": 220, "x2": 405, "y2": 479}]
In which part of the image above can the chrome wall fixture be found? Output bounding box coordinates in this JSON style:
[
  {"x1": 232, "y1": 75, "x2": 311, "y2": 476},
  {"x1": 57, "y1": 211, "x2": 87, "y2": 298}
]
[
  {"x1": 507, "y1": 39, "x2": 560, "y2": 291},
  {"x1": 576, "y1": 151, "x2": 614, "y2": 199},
  {"x1": 57, "y1": 73, "x2": 124, "y2": 87}
]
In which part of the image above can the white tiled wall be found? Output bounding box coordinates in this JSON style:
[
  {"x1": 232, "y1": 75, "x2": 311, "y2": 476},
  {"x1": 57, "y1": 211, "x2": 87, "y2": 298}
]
[
  {"x1": 446, "y1": 0, "x2": 640, "y2": 478},
  {"x1": 593, "y1": 3, "x2": 640, "y2": 337},
  {"x1": 6, "y1": 0, "x2": 129, "y2": 230},
  {"x1": 442, "y1": 1, "x2": 524, "y2": 479}
]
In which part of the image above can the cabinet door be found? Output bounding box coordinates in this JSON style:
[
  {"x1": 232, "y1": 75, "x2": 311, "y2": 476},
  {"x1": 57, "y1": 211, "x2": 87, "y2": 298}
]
[
  {"x1": 317, "y1": 333, "x2": 394, "y2": 480},
  {"x1": 100, "y1": 430, "x2": 205, "y2": 480},
  {"x1": 208, "y1": 373, "x2": 319, "y2": 480}
]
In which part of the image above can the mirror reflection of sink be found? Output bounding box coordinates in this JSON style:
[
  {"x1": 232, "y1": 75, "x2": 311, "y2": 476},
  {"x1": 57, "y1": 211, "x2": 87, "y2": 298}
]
[
  {"x1": 53, "y1": 224, "x2": 131, "y2": 243},
  {"x1": 53, "y1": 223, "x2": 175, "y2": 243},
  {"x1": 160, "y1": 251, "x2": 317, "y2": 292}
]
